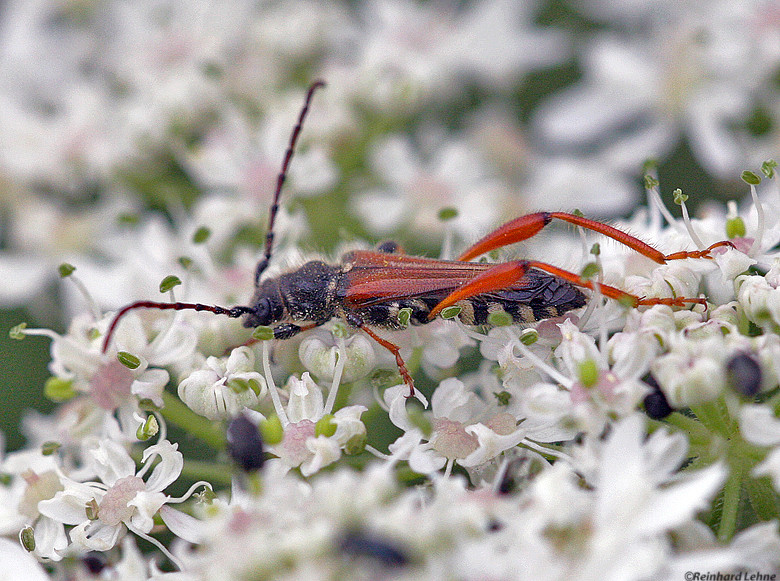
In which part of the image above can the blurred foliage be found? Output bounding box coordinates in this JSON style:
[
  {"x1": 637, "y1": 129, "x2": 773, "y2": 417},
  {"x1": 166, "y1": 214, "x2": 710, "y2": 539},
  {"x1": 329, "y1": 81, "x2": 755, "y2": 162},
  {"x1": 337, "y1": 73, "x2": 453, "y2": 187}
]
[{"x1": 0, "y1": 308, "x2": 54, "y2": 450}]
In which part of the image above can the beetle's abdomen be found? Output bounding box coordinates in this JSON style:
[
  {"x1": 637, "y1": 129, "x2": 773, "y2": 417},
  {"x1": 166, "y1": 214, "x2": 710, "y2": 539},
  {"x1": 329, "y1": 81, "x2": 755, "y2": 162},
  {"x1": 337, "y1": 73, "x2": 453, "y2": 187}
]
[{"x1": 352, "y1": 269, "x2": 586, "y2": 329}]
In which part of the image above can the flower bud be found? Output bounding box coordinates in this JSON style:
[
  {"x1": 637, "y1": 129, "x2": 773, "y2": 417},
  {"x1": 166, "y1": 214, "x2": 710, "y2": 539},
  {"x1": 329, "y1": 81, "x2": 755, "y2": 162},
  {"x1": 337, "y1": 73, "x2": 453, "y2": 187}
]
[
  {"x1": 555, "y1": 320, "x2": 601, "y2": 378},
  {"x1": 651, "y1": 350, "x2": 724, "y2": 407},
  {"x1": 286, "y1": 373, "x2": 324, "y2": 423},
  {"x1": 178, "y1": 347, "x2": 266, "y2": 420},
  {"x1": 315, "y1": 414, "x2": 338, "y2": 438},
  {"x1": 298, "y1": 334, "x2": 376, "y2": 384},
  {"x1": 737, "y1": 274, "x2": 780, "y2": 328}
]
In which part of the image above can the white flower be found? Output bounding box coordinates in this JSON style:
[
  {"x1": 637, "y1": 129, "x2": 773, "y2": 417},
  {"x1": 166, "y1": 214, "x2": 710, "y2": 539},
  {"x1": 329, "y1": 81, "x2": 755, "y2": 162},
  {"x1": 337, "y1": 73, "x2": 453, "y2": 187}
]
[
  {"x1": 651, "y1": 335, "x2": 728, "y2": 407},
  {"x1": 353, "y1": 134, "x2": 507, "y2": 239},
  {"x1": 739, "y1": 404, "x2": 780, "y2": 492},
  {"x1": 0, "y1": 448, "x2": 68, "y2": 561},
  {"x1": 555, "y1": 319, "x2": 604, "y2": 378},
  {"x1": 511, "y1": 415, "x2": 727, "y2": 581},
  {"x1": 51, "y1": 310, "x2": 196, "y2": 415},
  {"x1": 178, "y1": 347, "x2": 267, "y2": 420},
  {"x1": 0, "y1": 538, "x2": 49, "y2": 581},
  {"x1": 385, "y1": 377, "x2": 525, "y2": 474},
  {"x1": 577, "y1": 416, "x2": 725, "y2": 579},
  {"x1": 268, "y1": 373, "x2": 367, "y2": 476},
  {"x1": 737, "y1": 271, "x2": 780, "y2": 329},
  {"x1": 298, "y1": 331, "x2": 377, "y2": 384},
  {"x1": 38, "y1": 439, "x2": 183, "y2": 553},
  {"x1": 342, "y1": 0, "x2": 567, "y2": 109},
  {"x1": 532, "y1": 5, "x2": 780, "y2": 177}
]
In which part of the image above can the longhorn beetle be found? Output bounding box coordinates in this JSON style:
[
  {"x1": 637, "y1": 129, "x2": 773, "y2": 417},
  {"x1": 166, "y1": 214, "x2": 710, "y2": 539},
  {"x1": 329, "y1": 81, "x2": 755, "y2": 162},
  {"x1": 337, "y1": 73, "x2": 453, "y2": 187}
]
[{"x1": 102, "y1": 80, "x2": 732, "y2": 397}]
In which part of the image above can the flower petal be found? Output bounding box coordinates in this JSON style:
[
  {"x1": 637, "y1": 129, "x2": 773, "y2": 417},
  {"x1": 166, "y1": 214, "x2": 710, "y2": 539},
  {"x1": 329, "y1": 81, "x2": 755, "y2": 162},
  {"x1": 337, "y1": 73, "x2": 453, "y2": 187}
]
[{"x1": 141, "y1": 440, "x2": 183, "y2": 492}]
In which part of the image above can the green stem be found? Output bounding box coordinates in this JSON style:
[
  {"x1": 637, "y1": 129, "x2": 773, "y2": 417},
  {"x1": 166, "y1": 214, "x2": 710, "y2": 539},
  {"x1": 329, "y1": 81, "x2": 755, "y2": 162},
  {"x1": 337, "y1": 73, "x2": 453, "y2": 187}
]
[
  {"x1": 333, "y1": 381, "x2": 353, "y2": 412},
  {"x1": 406, "y1": 346, "x2": 423, "y2": 379},
  {"x1": 180, "y1": 459, "x2": 234, "y2": 487},
  {"x1": 767, "y1": 391, "x2": 780, "y2": 416},
  {"x1": 689, "y1": 399, "x2": 733, "y2": 438},
  {"x1": 662, "y1": 412, "x2": 712, "y2": 445},
  {"x1": 160, "y1": 391, "x2": 226, "y2": 450},
  {"x1": 717, "y1": 466, "x2": 742, "y2": 542},
  {"x1": 744, "y1": 475, "x2": 780, "y2": 521}
]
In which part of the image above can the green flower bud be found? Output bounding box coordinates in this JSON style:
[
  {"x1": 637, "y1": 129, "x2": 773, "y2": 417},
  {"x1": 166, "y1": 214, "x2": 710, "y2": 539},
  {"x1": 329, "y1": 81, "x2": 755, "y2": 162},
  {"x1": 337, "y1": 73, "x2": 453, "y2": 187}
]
[
  {"x1": 58, "y1": 263, "x2": 75, "y2": 278},
  {"x1": 159, "y1": 275, "x2": 182, "y2": 293},
  {"x1": 260, "y1": 415, "x2": 284, "y2": 445},
  {"x1": 41, "y1": 441, "x2": 61, "y2": 456},
  {"x1": 252, "y1": 326, "x2": 275, "y2": 341},
  {"x1": 44, "y1": 377, "x2": 76, "y2": 402},
  {"x1": 193, "y1": 226, "x2": 211, "y2": 244},
  {"x1": 578, "y1": 359, "x2": 599, "y2": 388},
  {"x1": 741, "y1": 170, "x2": 761, "y2": 185},
  {"x1": 136, "y1": 414, "x2": 159, "y2": 441},
  {"x1": 726, "y1": 216, "x2": 746, "y2": 239},
  {"x1": 315, "y1": 414, "x2": 337, "y2": 438},
  {"x1": 117, "y1": 351, "x2": 141, "y2": 369},
  {"x1": 440, "y1": 306, "x2": 462, "y2": 320},
  {"x1": 438, "y1": 207, "x2": 458, "y2": 222},
  {"x1": 519, "y1": 328, "x2": 538, "y2": 345},
  {"x1": 19, "y1": 527, "x2": 35, "y2": 552},
  {"x1": 493, "y1": 391, "x2": 511, "y2": 406},
  {"x1": 9, "y1": 322, "x2": 27, "y2": 340}
]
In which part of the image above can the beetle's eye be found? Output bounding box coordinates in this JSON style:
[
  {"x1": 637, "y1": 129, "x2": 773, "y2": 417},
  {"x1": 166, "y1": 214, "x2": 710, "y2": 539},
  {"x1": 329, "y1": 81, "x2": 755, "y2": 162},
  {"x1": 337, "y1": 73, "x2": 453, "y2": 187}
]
[{"x1": 253, "y1": 298, "x2": 272, "y2": 325}]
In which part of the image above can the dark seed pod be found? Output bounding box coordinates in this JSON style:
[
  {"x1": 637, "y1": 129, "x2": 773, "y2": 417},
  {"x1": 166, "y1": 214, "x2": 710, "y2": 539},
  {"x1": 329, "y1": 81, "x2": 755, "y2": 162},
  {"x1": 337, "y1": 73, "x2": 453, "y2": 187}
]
[
  {"x1": 82, "y1": 552, "x2": 108, "y2": 574},
  {"x1": 726, "y1": 353, "x2": 762, "y2": 398},
  {"x1": 226, "y1": 414, "x2": 265, "y2": 472},
  {"x1": 642, "y1": 374, "x2": 673, "y2": 419},
  {"x1": 340, "y1": 530, "x2": 409, "y2": 568}
]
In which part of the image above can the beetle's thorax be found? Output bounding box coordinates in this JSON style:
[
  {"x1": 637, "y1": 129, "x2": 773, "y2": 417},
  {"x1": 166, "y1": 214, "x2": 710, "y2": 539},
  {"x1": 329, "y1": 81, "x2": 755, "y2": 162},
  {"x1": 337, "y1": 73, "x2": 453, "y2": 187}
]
[{"x1": 243, "y1": 260, "x2": 345, "y2": 328}]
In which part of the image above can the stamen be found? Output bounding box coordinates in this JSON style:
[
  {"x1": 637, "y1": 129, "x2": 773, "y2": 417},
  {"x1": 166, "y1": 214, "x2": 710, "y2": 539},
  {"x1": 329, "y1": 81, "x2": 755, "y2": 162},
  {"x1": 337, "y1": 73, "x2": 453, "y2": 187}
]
[
  {"x1": 323, "y1": 336, "x2": 347, "y2": 415},
  {"x1": 520, "y1": 439, "x2": 572, "y2": 463},
  {"x1": 167, "y1": 481, "x2": 213, "y2": 504},
  {"x1": 440, "y1": 221, "x2": 454, "y2": 261},
  {"x1": 15, "y1": 328, "x2": 60, "y2": 341},
  {"x1": 262, "y1": 341, "x2": 289, "y2": 426},
  {"x1": 577, "y1": 245, "x2": 604, "y2": 334},
  {"x1": 130, "y1": 527, "x2": 184, "y2": 571},
  {"x1": 748, "y1": 183, "x2": 765, "y2": 256},
  {"x1": 576, "y1": 291, "x2": 599, "y2": 330},
  {"x1": 592, "y1": 283, "x2": 608, "y2": 364},
  {"x1": 508, "y1": 330, "x2": 573, "y2": 388},
  {"x1": 646, "y1": 179, "x2": 680, "y2": 231},
  {"x1": 67, "y1": 274, "x2": 102, "y2": 322},
  {"x1": 491, "y1": 457, "x2": 511, "y2": 494},
  {"x1": 674, "y1": 189, "x2": 705, "y2": 250},
  {"x1": 155, "y1": 412, "x2": 167, "y2": 442},
  {"x1": 365, "y1": 445, "x2": 392, "y2": 460}
]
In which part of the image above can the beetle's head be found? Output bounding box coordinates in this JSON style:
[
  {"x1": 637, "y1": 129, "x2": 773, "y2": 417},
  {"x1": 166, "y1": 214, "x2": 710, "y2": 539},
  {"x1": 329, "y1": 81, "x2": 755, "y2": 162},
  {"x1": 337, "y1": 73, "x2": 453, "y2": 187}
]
[{"x1": 243, "y1": 279, "x2": 285, "y2": 328}]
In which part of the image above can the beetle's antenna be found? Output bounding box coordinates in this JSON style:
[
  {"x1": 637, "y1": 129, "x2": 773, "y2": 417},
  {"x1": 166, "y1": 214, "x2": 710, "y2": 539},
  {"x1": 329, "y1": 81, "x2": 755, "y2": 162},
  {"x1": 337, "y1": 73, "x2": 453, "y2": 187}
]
[
  {"x1": 101, "y1": 300, "x2": 253, "y2": 354},
  {"x1": 255, "y1": 80, "x2": 326, "y2": 285}
]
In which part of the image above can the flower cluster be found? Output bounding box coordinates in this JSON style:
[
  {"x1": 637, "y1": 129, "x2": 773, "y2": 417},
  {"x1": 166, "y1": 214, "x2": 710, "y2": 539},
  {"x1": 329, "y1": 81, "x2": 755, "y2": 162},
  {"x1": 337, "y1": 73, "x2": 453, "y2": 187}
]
[
  {"x1": 9, "y1": 163, "x2": 780, "y2": 579},
  {"x1": 2, "y1": 0, "x2": 780, "y2": 579}
]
